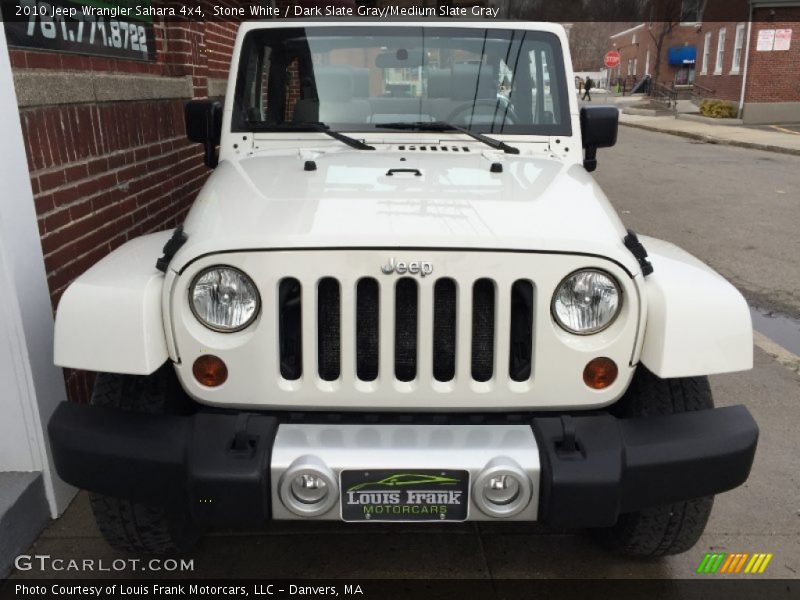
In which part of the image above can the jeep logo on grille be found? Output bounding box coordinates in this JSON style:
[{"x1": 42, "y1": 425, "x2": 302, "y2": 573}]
[{"x1": 381, "y1": 258, "x2": 433, "y2": 277}]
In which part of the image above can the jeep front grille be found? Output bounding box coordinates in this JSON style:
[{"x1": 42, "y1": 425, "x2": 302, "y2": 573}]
[
  {"x1": 176, "y1": 250, "x2": 639, "y2": 410},
  {"x1": 277, "y1": 275, "x2": 534, "y2": 386}
]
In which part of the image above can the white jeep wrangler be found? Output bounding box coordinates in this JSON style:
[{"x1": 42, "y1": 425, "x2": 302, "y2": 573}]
[{"x1": 49, "y1": 21, "x2": 757, "y2": 558}]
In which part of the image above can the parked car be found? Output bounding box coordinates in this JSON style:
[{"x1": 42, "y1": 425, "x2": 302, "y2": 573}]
[{"x1": 49, "y1": 21, "x2": 757, "y2": 558}]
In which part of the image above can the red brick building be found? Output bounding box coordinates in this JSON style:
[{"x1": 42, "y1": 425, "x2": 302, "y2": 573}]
[
  {"x1": 609, "y1": 22, "x2": 700, "y2": 89},
  {"x1": 742, "y1": 0, "x2": 800, "y2": 122},
  {"x1": 4, "y1": 4, "x2": 257, "y2": 403},
  {"x1": 608, "y1": 0, "x2": 800, "y2": 123}
]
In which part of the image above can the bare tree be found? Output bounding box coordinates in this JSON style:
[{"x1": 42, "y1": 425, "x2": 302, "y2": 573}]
[
  {"x1": 490, "y1": 0, "x2": 651, "y2": 21},
  {"x1": 646, "y1": 0, "x2": 695, "y2": 86},
  {"x1": 569, "y1": 22, "x2": 626, "y2": 71}
]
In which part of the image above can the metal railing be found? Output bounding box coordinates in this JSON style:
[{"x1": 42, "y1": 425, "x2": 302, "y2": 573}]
[
  {"x1": 691, "y1": 82, "x2": 716, "y2": 103},
  {"x1": 650, "y1": 82, "x2": 678, "y2": 109}
]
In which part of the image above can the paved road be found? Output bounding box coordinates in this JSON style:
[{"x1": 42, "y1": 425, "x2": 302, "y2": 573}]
[
  {"x1": 595, "y1": 126, "x2": 800, "y2": 319},
  {"x1": 11, "y1": 127, "x2": 800, "y2": 583}
]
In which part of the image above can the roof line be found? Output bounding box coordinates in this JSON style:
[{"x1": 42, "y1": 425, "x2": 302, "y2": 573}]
[{"x1": 609, "y1": 23, "x2": 645, "y2": 39}]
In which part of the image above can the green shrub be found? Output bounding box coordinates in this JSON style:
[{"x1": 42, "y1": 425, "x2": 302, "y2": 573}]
[{"x1": 699, "y1": 99, "x2": 738, "y2": 119}]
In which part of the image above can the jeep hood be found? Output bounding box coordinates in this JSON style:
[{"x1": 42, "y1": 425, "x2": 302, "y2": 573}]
[{"x1": 174, "y1": 148, "x2": 638, "y2": 273}]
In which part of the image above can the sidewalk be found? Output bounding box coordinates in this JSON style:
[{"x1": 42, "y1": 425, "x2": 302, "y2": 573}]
[{"x1": 617, "y1": 112, "x2": 800, "y2": 156}]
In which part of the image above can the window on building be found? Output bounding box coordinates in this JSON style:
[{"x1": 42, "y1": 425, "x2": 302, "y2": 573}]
[
  {"x1": 633, "y1": 58, "x2": 638, "y2": 75},
  {"x1": 681, "y1": 0, "x2": 702, "y2": 23},
  {"x1": 645, "y1": 48, "x2": 650, "y2": 75},
  {"x1": 731, "y1": 23, "x2": 746, "y2": 73},
  {"x1": 714, "y1": 28, "x2": 726, "y2": 74},
  {"x1": 701, "y1": 32, "x2": 711, "y2": 74},
  {"x1": 632, "y1": 33, "x2": 637, "y2": 45}
]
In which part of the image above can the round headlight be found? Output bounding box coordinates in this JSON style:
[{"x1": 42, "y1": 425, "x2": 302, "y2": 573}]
[
  {"x1": 190, "y1": 266, "x2": 260, "y2": 332},
  {"x1": 552, "y1": 269, "x2": 621, "y2": 335}
]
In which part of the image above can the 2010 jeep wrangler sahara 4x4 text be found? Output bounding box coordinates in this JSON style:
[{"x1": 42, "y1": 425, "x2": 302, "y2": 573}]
[{"x1": 48, "y1": 21, "x2": 758, "y2": 558}]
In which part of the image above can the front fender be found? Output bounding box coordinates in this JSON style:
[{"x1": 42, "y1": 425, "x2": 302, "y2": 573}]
[
  {"x1": 54, "y1": 232, "x2": 171, "y2": 375},
  {"x1": 639, "y1": 236, "x2": 752, "y2": 378}
]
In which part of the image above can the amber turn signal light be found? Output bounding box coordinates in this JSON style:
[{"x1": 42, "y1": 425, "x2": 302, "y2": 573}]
[
  {"x1": 193, "y1": 355, "x2": 228, "y2": 387},
  {"x1": 583, "y1": 357, "x2": 618, "y2": 390}
]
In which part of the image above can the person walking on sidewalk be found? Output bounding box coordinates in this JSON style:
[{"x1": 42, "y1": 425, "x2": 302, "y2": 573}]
[{"x1": 582, "y1": 76, "x2": 593, "y2": 101}]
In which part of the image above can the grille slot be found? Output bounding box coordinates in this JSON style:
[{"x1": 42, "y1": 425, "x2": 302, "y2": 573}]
[
  {"x1": 279, "y1": 273, "x2": 534, "y2": 389},
  {"x1": 509, "y1": 280, "x2": 534, "y2": 382},
  {"x1": 356, "y1": 278, "x2": 380, "y2": 381},
  {"x1": 433, "y1": 278, "x2": 457, "y2": 382},
  {"x1": 471, "y1": 278, "x2": 496, "y2": 382},
  {"x1": 317, "y1": 278, "x2": 341, "y2": 381},
  {"x1": 394, "y1": 278, "x2": 418, "y2": 382},
  {"x1": 278, "y1": 278, "x2": 302, "y2": 380}
]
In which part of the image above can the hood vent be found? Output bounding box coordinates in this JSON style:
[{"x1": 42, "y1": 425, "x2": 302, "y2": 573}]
[{"x1": 396, "y1": 145, "x2": 471, "y2": 153}]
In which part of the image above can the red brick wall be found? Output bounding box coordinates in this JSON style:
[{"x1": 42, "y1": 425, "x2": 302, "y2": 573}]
[
  {"x1": 205, "y1": 22, "x2": 240, "y2": 79},
  {"x1": 9, "y1": 13, "x2": 252, "y2": 403},
  {"x1": 609, "y1": 23, "x2": 700, "y2": 87},
  {"x1": 608, "y1": 24, "x2": 646, "y2": 85},
  {"x1": 745, "y1": 9, "x2": 800, "y2": 103},
  {"x1": 694, "y1": 23, "x2": 744, "y2": 102}
]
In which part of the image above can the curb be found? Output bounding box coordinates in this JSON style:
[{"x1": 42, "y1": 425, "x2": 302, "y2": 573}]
[
  {"x1": 619, "y1": 120, "x2": 800, "y2": 157},
  {"x1": 753, "y1": 331, "x2": 800, "y2": 376}
]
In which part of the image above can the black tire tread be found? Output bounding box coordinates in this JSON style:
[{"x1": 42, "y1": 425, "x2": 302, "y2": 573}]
[
  {"x1": 89, "y1": 494, "x2": 188, "y2": 555},
  {"x1": 89, "y1": 365, "x2": 198, "y2": 555},
  {"x1": 604, "y1": 366, "x2": 715, "y2": 557}
]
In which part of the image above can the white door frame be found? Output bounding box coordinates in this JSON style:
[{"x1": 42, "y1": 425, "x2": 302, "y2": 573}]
[{"x1": 0, "y1": 27, "x2": 75, "y2": 516}]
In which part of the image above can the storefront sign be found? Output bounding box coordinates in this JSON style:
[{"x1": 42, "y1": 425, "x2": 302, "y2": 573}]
[
  {"x1": 756, "y1": 29, "x2": 776, "y2": 51},
  {"x1": 773, "y1": 29, "x2": 792, "y2": 51},
  {"x1": 668, "y1": 45, "x2": 696, "y2": 66},
  {"x1": 3, "y1": 0, "x2": 156, "y2": 61}
]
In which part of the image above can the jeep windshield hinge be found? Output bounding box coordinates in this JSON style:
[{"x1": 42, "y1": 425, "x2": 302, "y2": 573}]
[
  {"x1": 623, "y1": 230, "x2": 654, "y2": 276},
  {"x1": 155, "y1": 226, "x2": 188, "y2": 273}
]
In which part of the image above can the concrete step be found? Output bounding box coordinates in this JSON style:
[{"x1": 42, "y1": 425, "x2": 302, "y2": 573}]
[
  {"x1": 0, "y1": 472, "x2": 49, "y2": 578},
  {"x1": 623, "y1": 106, "x2": 675, "y2": 117}
]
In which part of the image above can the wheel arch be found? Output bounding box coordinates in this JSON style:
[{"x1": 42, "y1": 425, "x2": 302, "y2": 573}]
[
  {"x1": 638, "y1": 235, "x2": 752, "y2": 378},
  {"x1": 54, "y1": 232, "x2": 171, "y2": 375}
]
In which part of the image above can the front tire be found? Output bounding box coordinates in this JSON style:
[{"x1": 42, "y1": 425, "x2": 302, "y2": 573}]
[
  {"x1": 88, "y1": 365, "x2": 200, "y2": 555},
  {"x1": 602, "y1": 367, "x2": 715, "y2": 557}
]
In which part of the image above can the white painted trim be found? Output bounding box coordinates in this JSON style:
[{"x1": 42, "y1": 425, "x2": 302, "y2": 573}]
[
  {"x1": 700, "y1": 31, "x2": 711, "y2": 74},
  {"x1": 714, "y1": 27, "x2": 727, "y2": 75},
  {"x1": 610, "y1": 23, "x2": 645, "y2": 40},
  {"x1": 730, "y1": 23, "x2": 746, "y2": 74},
  {"x1": 0, "y1": 249, "x2": 41, "y2": 473},
  {"x1": 0, "y1": 27, "x2": 75, "y2": 517},
  {"x1": 738, "y1": 15, "x2": 754, "y2": 119}
]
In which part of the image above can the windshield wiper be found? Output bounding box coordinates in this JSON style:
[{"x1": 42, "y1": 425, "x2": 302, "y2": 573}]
[
  {"x1": 379, "y1": 121, "x2": 520, "y2": 155},
  {"x1": 246, "y1": 120, "x2": 375, "y2": 151}
]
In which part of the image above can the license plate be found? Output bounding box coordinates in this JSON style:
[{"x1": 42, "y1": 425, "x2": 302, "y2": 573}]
[{"x1": 340, "y1": 469, "x2": 469, "y2": 522}]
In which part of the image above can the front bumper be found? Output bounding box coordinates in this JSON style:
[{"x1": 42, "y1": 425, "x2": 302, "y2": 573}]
[{"x1": 48, "y1": 403, "x2": 757, "y2": 528}]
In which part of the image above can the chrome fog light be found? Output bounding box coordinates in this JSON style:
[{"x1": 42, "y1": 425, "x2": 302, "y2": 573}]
[
  {"x1": 473, "y1": 457, "x2": 532, "y2": 518},
  {"x1": 484, "y1": 474, "x2": 521, "y2": 506},
  {"x1": 291, "y1": 474, "x2": 329, "y2": 505},
  {"x1": 279, "y1": 456, "x2": 338, "y2": 517}
]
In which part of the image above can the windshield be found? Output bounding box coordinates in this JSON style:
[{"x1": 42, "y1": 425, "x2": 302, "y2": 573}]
[{"x1": 233, "y1": 26, "x2": 571, "y2": 136}]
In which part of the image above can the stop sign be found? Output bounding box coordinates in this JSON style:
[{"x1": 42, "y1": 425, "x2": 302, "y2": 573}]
[{"x1": 604, "y1": 50, "x2": 621, "y2": 69}]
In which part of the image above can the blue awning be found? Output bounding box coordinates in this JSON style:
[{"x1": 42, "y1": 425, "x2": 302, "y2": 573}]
[{"x1": 668, "y1": 45, "x2": 697, "y2": 66}]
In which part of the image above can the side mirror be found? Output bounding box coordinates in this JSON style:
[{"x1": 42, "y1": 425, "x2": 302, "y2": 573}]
[
  {"x1": 579, "y1": 106, "x2": 618, "y2": 172},
  {"x1": 185, "y1": 100, "x2": 222, "y2": 169}
]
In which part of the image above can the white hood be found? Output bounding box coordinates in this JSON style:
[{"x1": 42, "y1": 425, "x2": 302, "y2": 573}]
[{"x1": 174, "y1": 146, "x2": 637, "y2": 273}]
